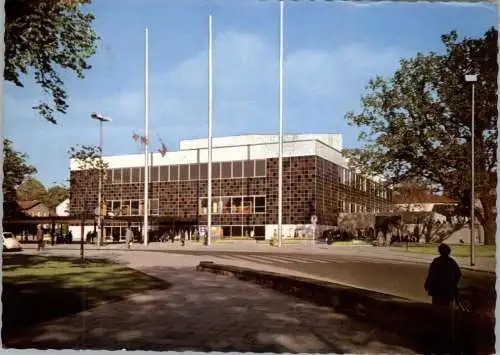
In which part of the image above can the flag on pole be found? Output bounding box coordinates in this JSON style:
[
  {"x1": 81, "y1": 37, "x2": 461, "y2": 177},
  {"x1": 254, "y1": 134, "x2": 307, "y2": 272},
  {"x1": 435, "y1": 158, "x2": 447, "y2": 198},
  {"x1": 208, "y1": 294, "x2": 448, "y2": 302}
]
[{"x1": 158, "y1": 135, "x2": 167, "y2": 157}]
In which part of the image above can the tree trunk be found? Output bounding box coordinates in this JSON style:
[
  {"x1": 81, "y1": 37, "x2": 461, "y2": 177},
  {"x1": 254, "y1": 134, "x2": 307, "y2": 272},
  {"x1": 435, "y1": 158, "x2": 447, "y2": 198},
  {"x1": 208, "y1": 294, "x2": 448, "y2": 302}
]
[{"x1": 479, "y1": 195, "x2": 496, "y2": 245}]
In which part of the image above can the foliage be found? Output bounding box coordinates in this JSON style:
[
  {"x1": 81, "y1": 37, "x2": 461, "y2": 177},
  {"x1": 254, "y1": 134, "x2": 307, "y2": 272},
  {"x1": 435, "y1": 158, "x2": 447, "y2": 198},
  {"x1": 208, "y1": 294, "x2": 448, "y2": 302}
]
[
  {"x1": 3, "y1": 139, "x2": 37, "y2": 203},
  {"x1": 16, "y1": 178, "x2": 47, "y2": 202},
  {"x1": 45, "y1": 185, "x2": 70, "y2": 209},
  {"x1": 343, "y1": 28, "x2": 497, "y2": 244},
  {"x1": 4, "y1": 0, "x2": 98, "y2": 123}
]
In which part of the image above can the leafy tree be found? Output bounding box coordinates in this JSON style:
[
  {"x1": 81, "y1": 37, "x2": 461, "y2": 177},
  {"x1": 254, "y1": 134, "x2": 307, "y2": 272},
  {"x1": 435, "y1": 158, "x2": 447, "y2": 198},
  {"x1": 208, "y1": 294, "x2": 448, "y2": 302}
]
[
  {"x1": 343, "y1": 28, "x2": 497, "y2": 245},
  {"x1": 16, "y1": 178, "x2": 47, "y2": 202},
  {"x1": 68, "y1": 144, "x2": 108, "y2": 262},
  {"x1": 45, "y1": 185, "x2": 70, "y2": 209},
  {"x1": 5, "y1": 0, "x2": 98, "y2": 123},
  {"x1": 3, "y1": 139, "x2": 37, "y2": 204}
]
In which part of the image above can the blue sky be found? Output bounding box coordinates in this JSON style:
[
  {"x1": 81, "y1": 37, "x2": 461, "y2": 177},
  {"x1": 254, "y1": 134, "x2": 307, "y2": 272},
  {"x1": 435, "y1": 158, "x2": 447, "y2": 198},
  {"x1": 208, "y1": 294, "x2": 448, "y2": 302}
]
[{"x1": 5, "y1": 0, "x2": 496, "y2": 187}]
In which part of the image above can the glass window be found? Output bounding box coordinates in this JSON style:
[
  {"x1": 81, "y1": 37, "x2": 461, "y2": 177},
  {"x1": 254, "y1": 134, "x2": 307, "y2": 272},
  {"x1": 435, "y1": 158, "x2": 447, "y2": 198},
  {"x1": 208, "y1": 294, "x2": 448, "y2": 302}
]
[
  {"x1": 169, "y1": 165, "x2": 179, "y2": 181},
  {"x1": 212, "y1": 162, "x2": 220, "y2": 179},
  {"x1": 254, "y1": 226, "x2": 265, "y2": 237},
  {"x1": 160, "y1": 166, "x2": 169, "y2": 181},
  {"x1": 141, "y1": 167, "x2": 146, "y2": 182},
  {"x1": 230, "y1": 225, "x2": 243, "y2": 237},
  {"x1": 151, "y1": 166, "x2": 159, "y2": 182},
  {"x1": 121, "y1": 200, "x2": 131, "y2": 215},
  {"x1": 122, "y1": 168, "x2": 131, "y2": 184},
  {"x1": 149, "y1": 199, "x2": 159, "y2": 215},
  {"x1": 221, "y1": 197, "x2": 231, "y2": 214},
  {"x1": 337, "y1": 200, "x2": 343, "y2": 213},
  {"x1": 199, "y1": 198, "x2": 208, "y2": 215},
  {"x1": 179, "y1": 164, "x2": 189, "y2": 181},
  {"x1": 242, "y1": 197, "x2": 253, "y2": 214},
  {"x1": 105, "y1": 169, "x2": 112, "y2": 183},
  {"x1": 254, "y1": 196, "x2": 265, "y2": 213},
  {"x1": 106, "y1": 200, "x2": 112, "y2": 213},
  {"x1": 190, "y1": 164, "x2": 199, "y2": 180},
  {"x1": 131, "y1": 168, "x2": 141, "y2": 183},
  {"x1": 231, "y1": 197, "x2": 242, "y2": 214},
  {"x1": 199, "y1": 163, "x2": 208, "y2": 180},
  {"x1": 131, "y1": 200, "x2": 140, "y2": 215},
  {"x1": 243, "y1": 160, "x2": 254, "y2": 177},
  {"x1": 112, "y1": 169, "x2": 122, "y2": 184},
  {"x1": 139, "y1": 200, "x2": 144, "y2": 215},
  {"x1": 254, "y1": 160, "x2": 266, "y2": 177},
  {"x1": 350, "y1": 203, "x2": 355, "y2": 213},
  {"x1": 221, "y1": 162, "x2": 231, "y2": 179},
  {"x1": 243, "y1": 226, "x2": 254, "y2": 238},
  {"x1": 232, "y1": 161, "x2": 242, "y2": 178},
  {"x1": 222, "y1": 226, "x2": 231, "y2": 239},
  {"x1": 112, "y1": 201, "x2": 121, "y2": 214}
]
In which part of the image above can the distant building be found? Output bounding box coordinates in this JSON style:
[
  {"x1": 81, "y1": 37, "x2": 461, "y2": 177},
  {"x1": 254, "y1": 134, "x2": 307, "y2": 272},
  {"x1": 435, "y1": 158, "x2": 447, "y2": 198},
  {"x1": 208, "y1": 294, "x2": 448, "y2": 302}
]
[
  {"x1": 69, "y1": 134, "x2": 392, "y2": 241},
  {"x1": 56, "y1": 198, "x2": 70, "y2": 217},
  {"x1": 16, "y1": 200, "x2": 52, "y2": 218},
  {"x1": 392, "y1": 189, "x2": 457, "y2": 213}
]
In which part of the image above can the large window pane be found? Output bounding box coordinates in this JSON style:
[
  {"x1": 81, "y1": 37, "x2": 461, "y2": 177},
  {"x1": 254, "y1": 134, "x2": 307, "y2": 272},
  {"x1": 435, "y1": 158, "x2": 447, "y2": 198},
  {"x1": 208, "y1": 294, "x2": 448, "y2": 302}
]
[
  {"x1": 122, "y1": 168, "x2": 131, "y2": 183},
  {"x1": 242, "y1": 197, "x2": 253, "y2": 214},
  {"x1": 254, "y1": 226, "x2": 265, "y2": 238},
  {"x1": 105, "y1": 169, "x2": 112, "y2": 183},
  {"x1": 222, "y1": 226, "x2": 231, "y2": 239},
  {"x1": 243, "y1": 226, "x2": 254, "y2": 238},
  {"x1": 160, "y1": 166, "x2": 169, "y2": 181},
  {"x1": 232, "y1": 161, "x2": 242, "y2": 178},
  {"x1": 150, "y1": 199, "x2": 159, "y2": 215},
  {"x1": 151, "y1": 166, "x2": 159, "y2": 182},
  {"x1": 199, "y1": 198, "x2": 208, "y2": 214},
  {"x1": 230, "y1": 225, "x2": 243, "y2": 237},
  {"x1": 170, "y1": 165, "x2": 179, "y2": 181},
  {"x1": 112, "y1": 201, "x2": 121, "y2": 214},
  {"x1": 221, "y1": 197, "x2": 231, "y2": 214},
  {"x1": 140, "y1": 167, "x2": 145, "y2": 182},
  {"x1": 212, "y1": 162, "x2": 221, "y2": 179},
  {"x1": 131, "y1": 168, "x2": 141, "y2": 183},
  {"x1": 231, "y1": 197, "x2": 242, "y2": 214},
  {"x1": 254, "y1": 196, "x2": 265, "y2": 213},
  {"x1": 131, "y1": 200, "x2": 140, "y2": 215},
  {"x1": 243, "y1": 160, "x2": 254, "y2": 177},
  {"x1": 179, "y1": 164, "x2": 189, "y2": 181},
  {"x1": 113, "y1": 169, "x2": 122, "y2": 184},
  {"x1": 121, "y1": 200, "x2": 131, "y2": 215},
  {"x1": 190, "y1": 164, "x2": 199, "y2": 180},
  {"x1": 221, "y1": 162, "x2": 231, "y2": 178},
  {"x1": 199, "y1": 163, "x2": 208, "y2": 179},
  {"x1": 254, "y1": 160, "x2": 266, "y2": 177}
]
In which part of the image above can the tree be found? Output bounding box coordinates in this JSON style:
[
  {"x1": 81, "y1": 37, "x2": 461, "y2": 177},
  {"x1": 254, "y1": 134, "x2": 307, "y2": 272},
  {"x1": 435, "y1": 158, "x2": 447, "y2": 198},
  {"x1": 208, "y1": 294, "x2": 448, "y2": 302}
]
[
  {"x1": 5, "y1": 0, "x2": 98, "y2": 123},
  {"x1": 16, "y1": 178, "x2": 47, "y2": 202},
  {"x1": 68, "y1": 144, "x2": 107, "y2": 262},
  {"x1": 45, "y1": 185, "x2": 70, "y2": 209},
  {"x1": 3, "y1": 139, "x2": 37, "y2": 204},
  {"x1": 343, "y1": 28, "x2": 497, "y2": 245}
]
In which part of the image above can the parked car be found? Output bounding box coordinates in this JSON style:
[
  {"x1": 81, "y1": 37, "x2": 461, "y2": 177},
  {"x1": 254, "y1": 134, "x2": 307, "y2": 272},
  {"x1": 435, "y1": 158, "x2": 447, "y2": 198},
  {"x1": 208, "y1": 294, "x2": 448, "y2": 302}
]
[{"x1": 3, "y1": 232, "x2": 22, "y2": 252}]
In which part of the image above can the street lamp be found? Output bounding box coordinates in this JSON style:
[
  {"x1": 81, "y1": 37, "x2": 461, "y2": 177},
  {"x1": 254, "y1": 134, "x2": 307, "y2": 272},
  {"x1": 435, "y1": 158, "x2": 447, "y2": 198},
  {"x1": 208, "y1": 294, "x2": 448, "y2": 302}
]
[
  {"x1": 465, "y1": 74, "x2": 477, "y2": 267},
  {"x1": 91, "y1": 112, "x2": 112, "y2": 247}
]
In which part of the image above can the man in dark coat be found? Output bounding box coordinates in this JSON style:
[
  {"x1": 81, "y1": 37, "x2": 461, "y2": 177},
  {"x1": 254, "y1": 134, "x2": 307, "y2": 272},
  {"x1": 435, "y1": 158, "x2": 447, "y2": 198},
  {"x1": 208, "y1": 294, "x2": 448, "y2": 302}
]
[{"x1": 424, "y1": 243, "x2": 462, "y2": 307}]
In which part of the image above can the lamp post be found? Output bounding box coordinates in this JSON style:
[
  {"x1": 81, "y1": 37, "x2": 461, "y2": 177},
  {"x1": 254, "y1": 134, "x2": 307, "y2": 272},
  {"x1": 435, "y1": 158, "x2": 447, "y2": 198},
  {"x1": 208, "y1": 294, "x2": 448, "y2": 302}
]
[
  {"x1": 91, "y1": 112, "x2": 112, "y2": 247},
  {"x1": 465, "y1": 74, "x2": 477, "y2": 267}
]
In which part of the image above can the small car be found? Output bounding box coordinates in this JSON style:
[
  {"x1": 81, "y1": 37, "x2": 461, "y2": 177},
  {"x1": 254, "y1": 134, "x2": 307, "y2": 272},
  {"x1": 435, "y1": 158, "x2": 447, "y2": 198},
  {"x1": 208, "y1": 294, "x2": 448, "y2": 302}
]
[{"x1": 3, "y1": 232, "x2": 22, "y2": 252}]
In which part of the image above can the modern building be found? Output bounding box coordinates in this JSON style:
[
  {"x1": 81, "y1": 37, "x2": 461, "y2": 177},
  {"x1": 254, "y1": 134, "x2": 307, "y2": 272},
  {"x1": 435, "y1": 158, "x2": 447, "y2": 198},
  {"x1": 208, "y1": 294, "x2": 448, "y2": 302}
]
[{"x1": 69, "y1": 134, "x2": 392, "y2": 241}]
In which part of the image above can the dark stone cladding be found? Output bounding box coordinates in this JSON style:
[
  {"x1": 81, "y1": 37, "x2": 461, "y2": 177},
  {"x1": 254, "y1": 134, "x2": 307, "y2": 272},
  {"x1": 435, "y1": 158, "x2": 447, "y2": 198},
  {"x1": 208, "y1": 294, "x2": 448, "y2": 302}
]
[{"x1": 69, "y1": 155, "x2": 391, "y2": 226}]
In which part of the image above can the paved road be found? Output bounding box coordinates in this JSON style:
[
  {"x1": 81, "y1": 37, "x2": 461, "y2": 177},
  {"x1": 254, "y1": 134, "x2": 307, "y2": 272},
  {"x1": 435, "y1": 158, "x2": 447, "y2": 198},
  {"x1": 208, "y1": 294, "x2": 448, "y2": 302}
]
[{"x1": 7, "y1": 249, "x2": 417, "y2": 353}]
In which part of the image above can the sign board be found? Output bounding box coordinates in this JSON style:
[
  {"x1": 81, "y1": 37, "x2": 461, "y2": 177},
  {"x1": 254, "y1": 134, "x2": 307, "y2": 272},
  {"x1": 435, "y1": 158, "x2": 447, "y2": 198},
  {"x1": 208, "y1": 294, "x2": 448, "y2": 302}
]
[{"x1": 311, "y1": 215, "x2": 318, "y2": 224}]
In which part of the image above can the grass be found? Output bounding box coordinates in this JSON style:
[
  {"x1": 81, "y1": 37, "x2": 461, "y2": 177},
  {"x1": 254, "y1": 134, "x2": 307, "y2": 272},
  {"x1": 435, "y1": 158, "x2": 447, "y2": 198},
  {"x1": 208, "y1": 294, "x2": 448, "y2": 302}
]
[
  {"x1": 2, "y1": 254, "x2": 170, "y2": 335},
  {"x1": 391, "y1": 244, "x2": 496, "y2": 257}
]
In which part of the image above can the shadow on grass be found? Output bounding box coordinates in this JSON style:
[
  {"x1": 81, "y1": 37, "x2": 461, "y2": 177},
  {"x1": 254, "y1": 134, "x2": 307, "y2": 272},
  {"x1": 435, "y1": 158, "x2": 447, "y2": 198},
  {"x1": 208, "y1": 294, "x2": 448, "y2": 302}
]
[{"x1": 2, "y1": 254, "x2": 170, "y2": 340}]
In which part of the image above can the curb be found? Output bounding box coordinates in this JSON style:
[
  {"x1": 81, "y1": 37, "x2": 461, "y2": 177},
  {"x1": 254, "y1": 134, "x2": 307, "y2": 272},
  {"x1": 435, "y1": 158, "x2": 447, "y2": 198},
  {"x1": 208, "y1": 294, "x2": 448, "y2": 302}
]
[{"x1": 197, "y1": 261, "x2": 494, "y2": 355}]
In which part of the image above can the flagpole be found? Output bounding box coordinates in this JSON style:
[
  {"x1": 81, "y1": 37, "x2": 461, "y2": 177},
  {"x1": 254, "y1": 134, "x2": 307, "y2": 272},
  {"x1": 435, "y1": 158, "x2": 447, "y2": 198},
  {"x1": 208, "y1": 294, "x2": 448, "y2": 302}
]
[
  {"x1": 207, "y1": 15, "x2": 213, "y2": 246},
  {"x1": 277, "y1": 0, "x2": 284, "y2": 248},
  {"x1": 143, "y1": 27, "x2": 150, "y2": 246}
]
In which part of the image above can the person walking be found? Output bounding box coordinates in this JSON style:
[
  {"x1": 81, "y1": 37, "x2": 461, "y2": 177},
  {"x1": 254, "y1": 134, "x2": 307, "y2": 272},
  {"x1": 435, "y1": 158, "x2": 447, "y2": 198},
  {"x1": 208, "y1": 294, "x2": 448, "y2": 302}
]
[
  {"x1": 36, "y1": 225, "x2": 45, "y2": 252},
  {"x1": 424, "y1": 243, "x2": 462, "y2": 307},
  {"x1": 125, "y1": 224, "x2": 134, "y2": 249}
]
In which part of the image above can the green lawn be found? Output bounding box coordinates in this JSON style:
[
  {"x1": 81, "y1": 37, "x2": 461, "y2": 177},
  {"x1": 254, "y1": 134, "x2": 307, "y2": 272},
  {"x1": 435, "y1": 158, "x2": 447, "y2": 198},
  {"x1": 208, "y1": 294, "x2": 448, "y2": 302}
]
[
  {"x1": 2, "y1": 254, "x2": 170, "y2": 336},
  {"x1": 392, "y1": 244, "x2": 496, "y2": 257}
]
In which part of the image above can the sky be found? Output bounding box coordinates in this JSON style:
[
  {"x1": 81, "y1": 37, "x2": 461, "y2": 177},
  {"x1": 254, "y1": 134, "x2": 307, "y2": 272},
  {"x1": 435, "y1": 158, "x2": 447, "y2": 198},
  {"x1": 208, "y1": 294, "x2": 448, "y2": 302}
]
[{"x1": 4, "y1": 0, "x2": 497, "y2": 187}]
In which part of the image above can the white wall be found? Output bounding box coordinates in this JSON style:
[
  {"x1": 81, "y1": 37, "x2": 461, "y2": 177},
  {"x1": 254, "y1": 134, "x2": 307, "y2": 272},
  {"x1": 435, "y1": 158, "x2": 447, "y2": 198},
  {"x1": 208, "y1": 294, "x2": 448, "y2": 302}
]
[
  {"x1": 56, "y1": 199, "x2": 70, "y2": 216},
  {"x1": 69, "y1": 225, "x2": 95, "y2": 242}
]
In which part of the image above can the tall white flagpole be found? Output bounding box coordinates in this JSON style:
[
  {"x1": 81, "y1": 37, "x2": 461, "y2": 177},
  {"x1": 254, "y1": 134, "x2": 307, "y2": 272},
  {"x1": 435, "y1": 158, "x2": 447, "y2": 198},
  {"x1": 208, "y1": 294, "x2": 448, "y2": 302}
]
[
  {"x1": 143, "y1": 27, "x2": 150, "y2": 246},
  {"x1": 278, "y1": 0, "x2": 284, "y2": 248},
  {"x1": 207, "y1": 15, "x2": 213, "y2": 246}
]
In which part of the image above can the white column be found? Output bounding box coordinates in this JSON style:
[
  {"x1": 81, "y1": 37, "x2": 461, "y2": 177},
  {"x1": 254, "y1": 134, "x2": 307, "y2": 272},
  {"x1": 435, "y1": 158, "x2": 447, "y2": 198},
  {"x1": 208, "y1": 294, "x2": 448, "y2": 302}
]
[
  {"x1": 207, "y1": 15, "x2": 213, "y2": 246},
  {"x1": 143, "y1": 27, "x2": 150, "y2": 246},
  {"x1": 277, "y1": 0, "x2": 284, "y2": 248}
]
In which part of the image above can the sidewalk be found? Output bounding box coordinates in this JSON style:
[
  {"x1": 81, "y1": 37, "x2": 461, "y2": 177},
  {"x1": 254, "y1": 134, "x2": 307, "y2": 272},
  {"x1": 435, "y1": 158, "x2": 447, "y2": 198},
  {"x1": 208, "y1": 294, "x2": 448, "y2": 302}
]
[
  {"x1": 6, "y1": 250, "x2": 418, "y2": 353},
  {"x1": 21, "y1": 241, "x2": 495, "y2": 273}
]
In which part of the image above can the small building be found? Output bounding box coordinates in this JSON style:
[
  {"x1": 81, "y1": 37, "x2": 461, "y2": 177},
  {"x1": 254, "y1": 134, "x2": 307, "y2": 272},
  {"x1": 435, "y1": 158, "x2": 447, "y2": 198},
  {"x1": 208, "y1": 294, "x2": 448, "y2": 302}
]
[{"x1": 17, "y1": 200, "x2": 52, "y2": 218}]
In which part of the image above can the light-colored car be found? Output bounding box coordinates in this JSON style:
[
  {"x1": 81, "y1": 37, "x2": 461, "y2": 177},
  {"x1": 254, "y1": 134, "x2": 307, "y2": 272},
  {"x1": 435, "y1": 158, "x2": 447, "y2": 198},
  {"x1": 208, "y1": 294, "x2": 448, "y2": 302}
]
[{"x1": 3, "y1": 232, "x2": 22, "y2": 252}]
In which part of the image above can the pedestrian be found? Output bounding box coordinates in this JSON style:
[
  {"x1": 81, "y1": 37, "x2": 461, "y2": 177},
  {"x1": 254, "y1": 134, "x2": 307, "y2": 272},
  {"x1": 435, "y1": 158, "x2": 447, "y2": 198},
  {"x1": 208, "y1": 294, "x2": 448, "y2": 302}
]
[
  {"x1": 36, "y1": 225, "x2": 45, "y2": 252},
  {"x1": 125, "y1": 224, "x2": 134, "y2": 249},
  {"x1": 181, "y1": 230, "x2": 186, "y2": 247},
  {"x1": 424, "y1": 243, "x2": 462, "y2": 307}
]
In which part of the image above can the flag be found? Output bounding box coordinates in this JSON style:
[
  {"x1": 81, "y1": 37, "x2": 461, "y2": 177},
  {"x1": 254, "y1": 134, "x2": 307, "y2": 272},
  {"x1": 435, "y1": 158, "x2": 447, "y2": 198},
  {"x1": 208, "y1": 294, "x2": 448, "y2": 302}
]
[{"x1": 158, "y1": 136, "x2": 167, "y2": 157}]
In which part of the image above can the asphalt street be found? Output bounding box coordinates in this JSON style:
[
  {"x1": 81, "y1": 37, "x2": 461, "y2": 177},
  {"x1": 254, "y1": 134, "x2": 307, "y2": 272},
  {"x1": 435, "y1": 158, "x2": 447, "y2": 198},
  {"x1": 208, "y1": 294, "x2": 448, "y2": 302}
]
[{"x1": 154, "y1": 249, "x2": 495, "y2": 305}]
